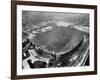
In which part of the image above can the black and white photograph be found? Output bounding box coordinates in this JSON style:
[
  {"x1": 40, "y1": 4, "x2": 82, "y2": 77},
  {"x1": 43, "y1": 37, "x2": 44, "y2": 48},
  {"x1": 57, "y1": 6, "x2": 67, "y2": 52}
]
[{"x1": 22, "y1": 11, "x2": 90, "y2": 69}]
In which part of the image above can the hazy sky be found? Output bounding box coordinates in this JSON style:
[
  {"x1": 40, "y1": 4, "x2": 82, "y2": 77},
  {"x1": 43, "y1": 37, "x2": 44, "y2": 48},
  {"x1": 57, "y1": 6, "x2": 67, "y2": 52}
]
[{"x1": 22, "y1": 11, "x2": 89, "y2": 20}]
